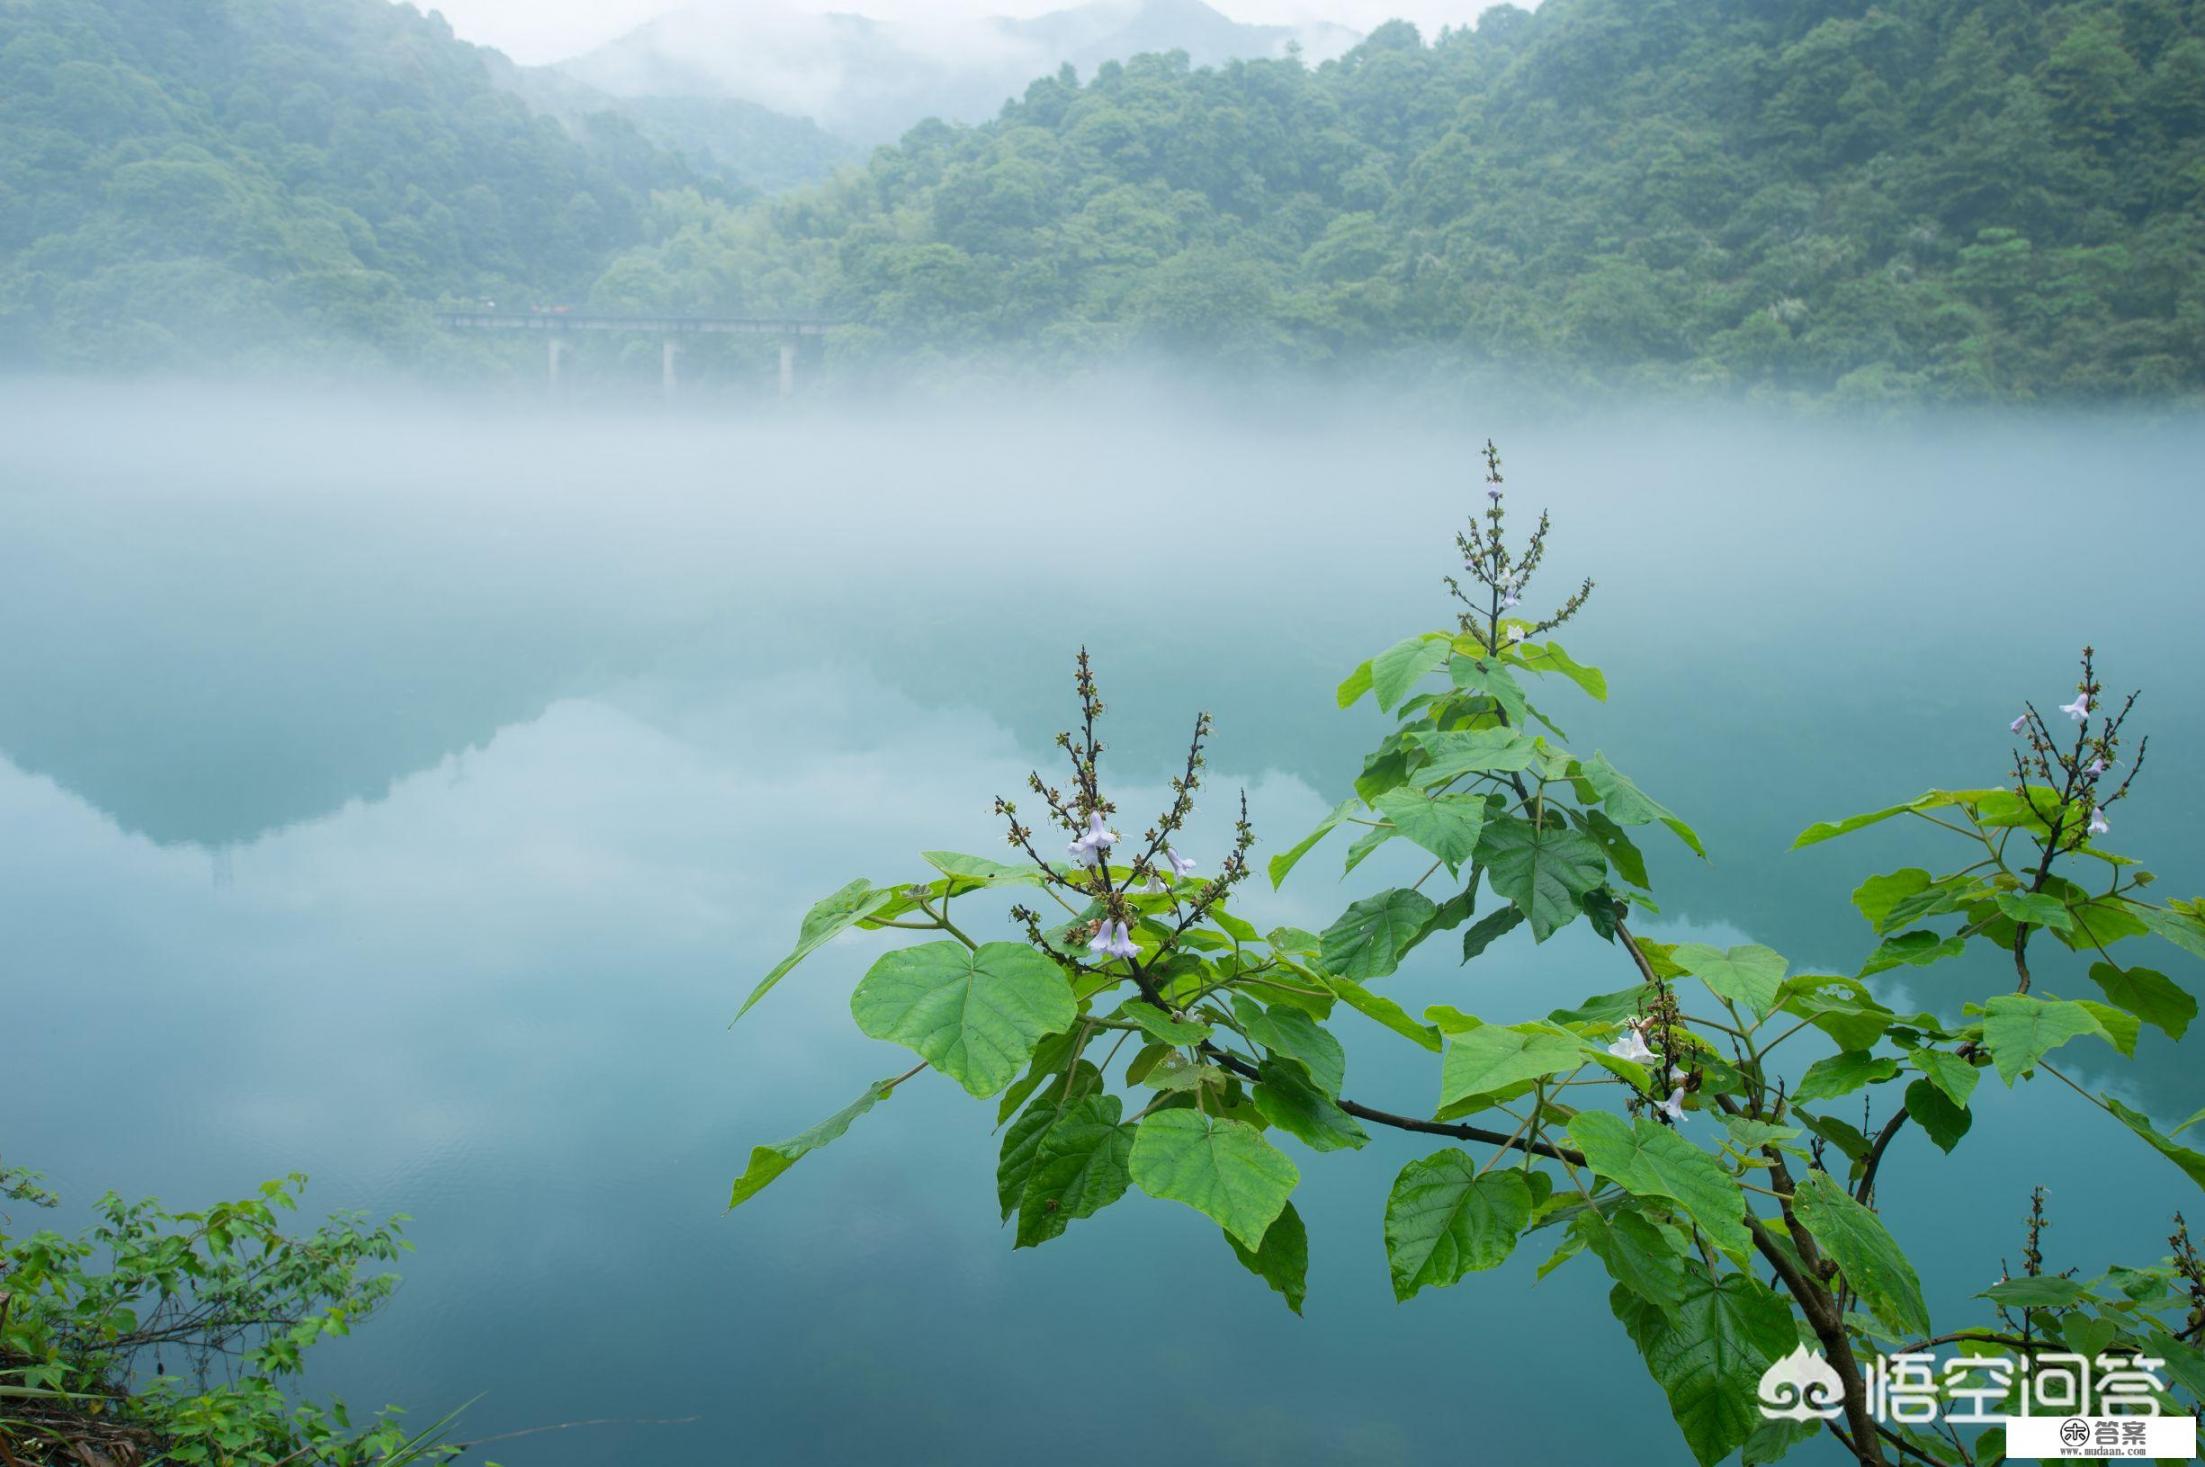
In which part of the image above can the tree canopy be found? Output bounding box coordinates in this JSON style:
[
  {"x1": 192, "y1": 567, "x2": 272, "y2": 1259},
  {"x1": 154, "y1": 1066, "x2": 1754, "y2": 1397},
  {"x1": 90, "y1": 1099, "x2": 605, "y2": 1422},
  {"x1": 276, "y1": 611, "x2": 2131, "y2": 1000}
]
[
  {"x1": 6, "y1": 0, "x2": 2204, "y2": 397},
  {"x1": 600, "y1": 0, "x2": 2205, "y2": 401},
  {"x1": 0, "y1": 0, "x2": 707, "y2": 368}
]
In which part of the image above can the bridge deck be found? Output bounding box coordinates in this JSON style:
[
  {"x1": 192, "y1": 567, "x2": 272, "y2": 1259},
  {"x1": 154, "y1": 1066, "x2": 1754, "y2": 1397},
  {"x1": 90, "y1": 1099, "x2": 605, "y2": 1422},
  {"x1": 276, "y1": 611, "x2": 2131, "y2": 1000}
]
[{"x1": 438, "y1": 312, "x2": 836, "y2": 336}]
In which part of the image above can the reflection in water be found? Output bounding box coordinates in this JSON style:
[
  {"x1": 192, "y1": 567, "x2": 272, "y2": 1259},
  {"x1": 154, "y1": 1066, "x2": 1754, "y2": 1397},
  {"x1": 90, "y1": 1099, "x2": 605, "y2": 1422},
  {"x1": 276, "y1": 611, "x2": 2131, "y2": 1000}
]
[{"x1": 3, "y1": 385, "x2": 2202, "y2": 1463}]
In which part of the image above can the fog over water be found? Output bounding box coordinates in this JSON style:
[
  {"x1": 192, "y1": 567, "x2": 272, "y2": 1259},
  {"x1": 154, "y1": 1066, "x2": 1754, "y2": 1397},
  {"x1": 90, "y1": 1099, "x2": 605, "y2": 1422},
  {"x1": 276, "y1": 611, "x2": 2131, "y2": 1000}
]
[{"x1": 4, "y1": 380, "x2": 2202, "y2": 1464}]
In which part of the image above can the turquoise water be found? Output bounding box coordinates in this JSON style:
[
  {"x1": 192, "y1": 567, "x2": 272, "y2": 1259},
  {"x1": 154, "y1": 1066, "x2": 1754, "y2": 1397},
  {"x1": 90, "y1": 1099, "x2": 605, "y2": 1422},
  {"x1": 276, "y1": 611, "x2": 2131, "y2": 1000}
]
[{"x1": 4, "y1": 387, "x2": 2202, "y2": 1464}]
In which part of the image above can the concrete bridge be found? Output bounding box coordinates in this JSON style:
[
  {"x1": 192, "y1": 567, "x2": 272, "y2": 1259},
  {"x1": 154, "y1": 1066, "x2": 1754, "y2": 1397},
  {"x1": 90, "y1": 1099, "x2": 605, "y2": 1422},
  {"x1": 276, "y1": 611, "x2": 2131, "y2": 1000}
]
[{"x1": 436, "y1": 311, "x2": 838, "y2": 397}]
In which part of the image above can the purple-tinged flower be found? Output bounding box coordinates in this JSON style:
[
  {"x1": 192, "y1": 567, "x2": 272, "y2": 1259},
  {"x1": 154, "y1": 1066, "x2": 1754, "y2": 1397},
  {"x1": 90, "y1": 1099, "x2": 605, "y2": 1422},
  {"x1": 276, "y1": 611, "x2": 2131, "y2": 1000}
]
[
  {"x1": 1164, "y1": 848, "x2": 1197, "y2": 878},
  {"x1": 1086, "y1": 920, "x2": 1115, "y2": 956},
  {"x1": 2060, "y1": 693, "x2": 2092, "y2": 722},
  {"x1": 1486, "y1": 487, "x2": 1503, "y2": 502},
  {"x1": 1606, "y1": 1026, "x2": 1655, "y2": 1065},
  {"x1": 1500, "y1": 590, "x2": 1521, "y2": 610},
  {"x1": 2085, "y1": 756, "x2": 2108, "y2": 777},
  {"x1": 1102, "y1": 921, "x2": 1139, "y2": 960},
  {"x1": 2010, "y1": 713, "x2": 2028, "y2": 735},
  {"x1": 1658, "y1": 1086, "x2": 1688, "y2": 1124},
  {"x1": 2088, "y1": 807, "x2": 2110, "y2": 837},
  {"x1": 1067, "y1": 811, "x2": 1119, "y2": 864}
]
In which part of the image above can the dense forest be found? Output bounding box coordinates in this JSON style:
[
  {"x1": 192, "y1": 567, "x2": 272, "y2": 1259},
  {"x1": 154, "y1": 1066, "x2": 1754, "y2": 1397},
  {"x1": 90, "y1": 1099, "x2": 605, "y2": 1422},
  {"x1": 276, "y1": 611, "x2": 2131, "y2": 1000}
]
[
  {"x1": 4, "y1": 0, "x2": 2204, "y2": 398},
  {"x1": 0, "y1": 0, "x2": 717, "y2": 367},
  {"x1": 599, "y1": 0, "x2": 2205, "y2": 400}
]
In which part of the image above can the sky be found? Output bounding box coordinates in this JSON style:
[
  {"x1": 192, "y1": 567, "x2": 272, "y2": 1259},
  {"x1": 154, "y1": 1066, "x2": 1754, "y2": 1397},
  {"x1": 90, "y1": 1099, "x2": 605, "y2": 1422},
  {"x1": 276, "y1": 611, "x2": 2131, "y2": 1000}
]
[{"x1": 421, "y1": 0, "x2": 1510, "y2": 66}]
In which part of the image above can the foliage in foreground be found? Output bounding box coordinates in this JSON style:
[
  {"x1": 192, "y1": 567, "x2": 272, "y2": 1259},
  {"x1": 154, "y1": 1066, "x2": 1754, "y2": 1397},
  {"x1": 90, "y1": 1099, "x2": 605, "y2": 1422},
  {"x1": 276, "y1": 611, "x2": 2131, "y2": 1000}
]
[
  {"x1": 0, "y1": 1168, "x2": 460, "y2": 1466},
  {"x1": 735, "y1": 443, "x2": 2205, "y2": 1466}
]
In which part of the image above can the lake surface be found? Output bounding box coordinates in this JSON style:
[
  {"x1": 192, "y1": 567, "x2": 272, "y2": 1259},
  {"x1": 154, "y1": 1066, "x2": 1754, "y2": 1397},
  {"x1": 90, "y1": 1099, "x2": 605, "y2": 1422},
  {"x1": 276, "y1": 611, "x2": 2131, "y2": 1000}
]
[{"x1": 4, "y1": 383, "x2": 2203, "y2": 1465}]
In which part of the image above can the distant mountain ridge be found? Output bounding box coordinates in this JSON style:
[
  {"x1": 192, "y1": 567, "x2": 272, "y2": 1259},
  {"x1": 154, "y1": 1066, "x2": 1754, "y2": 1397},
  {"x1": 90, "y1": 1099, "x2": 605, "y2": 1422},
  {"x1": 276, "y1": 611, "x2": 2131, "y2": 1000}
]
[
  {"x1": 557, "y1": 0, "x2": 1362, "y2": 145},
  {"x1": 482, "y1": 53, "x2": 862, "y2": 196}
]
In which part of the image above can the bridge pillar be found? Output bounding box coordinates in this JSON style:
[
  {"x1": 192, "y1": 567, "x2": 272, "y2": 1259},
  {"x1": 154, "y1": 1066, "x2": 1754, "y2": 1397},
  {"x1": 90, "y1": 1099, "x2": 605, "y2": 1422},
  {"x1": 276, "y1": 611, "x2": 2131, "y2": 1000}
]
[
  {"x1": 547, "y1": 336, "x2": 568, "y2": 393},
  {"x1": 661, "y1": 338, "x2": 680, "y2": 399},
  {"x1": 779, "y1": 335, "x2": 797, "y2": 398}
]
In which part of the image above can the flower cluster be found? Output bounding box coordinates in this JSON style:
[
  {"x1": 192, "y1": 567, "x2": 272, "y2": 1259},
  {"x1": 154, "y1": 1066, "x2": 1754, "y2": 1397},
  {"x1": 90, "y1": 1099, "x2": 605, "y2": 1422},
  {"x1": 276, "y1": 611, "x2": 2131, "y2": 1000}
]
[
  {"x1": 1445, "y1": 438, "x2": 1593, "y2": 648},
  {"x1": 993, "y1": 648, "x2": 1253, "y2": 980},
  {"x1": 1607, "y1": 1021, "x2": 1655, "y2": 1066},
  {"x1": 2007, "y1": 646, "x2": 2148, "y2": 855},
  {"x1": 1086, "y1": 919, "x2": 1138, "y2": 960},
  {"x1": 1067, "y1": 811, "x2": 1118, "y2": 865},
  {"x1": 1607, "y1": 1020, "x2": 1692, "y2": 1124}
]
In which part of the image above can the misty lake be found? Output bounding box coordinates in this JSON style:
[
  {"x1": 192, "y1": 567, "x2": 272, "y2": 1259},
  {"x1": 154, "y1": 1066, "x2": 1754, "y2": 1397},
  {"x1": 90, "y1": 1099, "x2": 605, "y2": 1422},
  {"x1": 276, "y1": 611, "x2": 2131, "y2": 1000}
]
[{"x1": 4, "y1": 384, "x2": 2203, "y2": 1465}]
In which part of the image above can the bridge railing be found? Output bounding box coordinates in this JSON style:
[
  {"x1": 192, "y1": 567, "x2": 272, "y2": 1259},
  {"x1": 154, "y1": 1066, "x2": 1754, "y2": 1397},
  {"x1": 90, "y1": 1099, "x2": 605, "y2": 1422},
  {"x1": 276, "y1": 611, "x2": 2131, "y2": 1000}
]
[
  {"x1": 438, "y1": 312, "x2": 841, "y2": 396},
  {"x1": 436, "y1": 312, "x2": 838, "y2": 336}
]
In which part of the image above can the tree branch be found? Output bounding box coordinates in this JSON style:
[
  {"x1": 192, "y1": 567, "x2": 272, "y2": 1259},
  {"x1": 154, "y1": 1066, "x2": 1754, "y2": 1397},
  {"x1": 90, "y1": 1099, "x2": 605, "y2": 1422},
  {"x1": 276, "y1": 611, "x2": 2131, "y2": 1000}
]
[
  {"x1": 1197, "y1": 1036, "x2": 1588, "y2": 1164},
  {"x1": 1855, "y1": 1106, "x2": 1911, "y2": 1205}
]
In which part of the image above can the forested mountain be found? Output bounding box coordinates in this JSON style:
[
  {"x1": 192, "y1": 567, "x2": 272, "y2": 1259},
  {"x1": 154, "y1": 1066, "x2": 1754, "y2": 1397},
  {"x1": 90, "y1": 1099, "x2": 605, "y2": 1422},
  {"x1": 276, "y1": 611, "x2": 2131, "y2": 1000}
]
[
  {"x1": 0, "y1": 0, "x2": 715, "y2": 368},
  {"x1": 597, "y1": 0, "x2": 2205, "y2": 401},
  {"x1": 560, "y1": 0, "x2": 1358, "y2": 146},
  {"x1": 6, "y1": 0, "x2": 2202, "y2": 397}
]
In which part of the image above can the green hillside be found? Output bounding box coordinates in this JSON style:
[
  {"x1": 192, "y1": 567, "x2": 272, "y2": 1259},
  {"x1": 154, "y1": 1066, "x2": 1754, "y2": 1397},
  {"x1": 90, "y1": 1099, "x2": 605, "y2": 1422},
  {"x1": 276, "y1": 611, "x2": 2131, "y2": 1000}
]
[
  {"x1": 0, "y1": 0, "x2": 710, "y2": 368},
  {"x1": 596, "y1": 0, "x2": 2205, "y2": 400}
]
